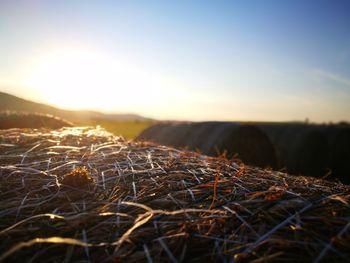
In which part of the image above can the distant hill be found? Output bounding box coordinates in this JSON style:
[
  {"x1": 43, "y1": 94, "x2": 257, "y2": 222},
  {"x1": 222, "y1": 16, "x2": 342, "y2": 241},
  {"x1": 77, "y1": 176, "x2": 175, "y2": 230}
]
[{"x1": 0, "y1": 91, "x2": 151, "y2": 123}]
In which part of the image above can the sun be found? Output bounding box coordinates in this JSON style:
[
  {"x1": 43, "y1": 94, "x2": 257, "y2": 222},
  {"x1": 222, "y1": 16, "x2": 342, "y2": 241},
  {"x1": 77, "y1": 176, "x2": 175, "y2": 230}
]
[
  {"x1": 22, "y1": 46, "x2": 180, "y2": 117},
  {"x1": 24, "y1": 48, "x2": 121, "y2": 110},
  {"x1": 23, "y1": 46, "x2": 156, "y2": 112}
]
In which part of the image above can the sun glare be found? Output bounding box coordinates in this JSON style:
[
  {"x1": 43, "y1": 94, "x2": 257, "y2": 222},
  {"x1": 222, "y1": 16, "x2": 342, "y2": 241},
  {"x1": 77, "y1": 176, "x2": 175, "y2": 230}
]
[
  {"x1": 23, "y1": 47, "x2": 163, "y2": 112},
  {"x1": 21, "y1": 46, "x2": 207, "y2": 119}
]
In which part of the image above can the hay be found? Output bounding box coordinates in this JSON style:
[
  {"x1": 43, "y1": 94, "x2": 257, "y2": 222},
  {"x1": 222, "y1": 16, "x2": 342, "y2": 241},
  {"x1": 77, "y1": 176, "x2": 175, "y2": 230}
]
[
  {"x1": 0, "y1": 111, "x2": 73, "y2": 129},
  {"x1": 185, "y1": 122, "x2": 221, "y2": 151},
  {"x1": 289, "y1": 129, "x2": 330, "y2": 178},
  {"x1": 206, "y1": 124, "x2": 278, "y2": 169},
  {"x1": 330, "y1": 127, "x2": 350, "y2": 184},
  {"x1": 154, "y1": 123, "x2": 193, "y2": 148},
  {"x1": 1, "y1": 127, "x2": 350, "y2": 262},
  {"x1": 137, "y1": 123, "x2": 176, "y2": 146},
  {"x1": 137, "y1": 122, "x2": 277, "y2": 169},
  {"x1": 137, "y1": 122, "x2": 193, "y2": 148},
  {"x1": 259, "y1": 124, "x2": 330, "y2": 178},
  {"x1": 168, "y1": 123, "x2": 194, "y2": 148}
]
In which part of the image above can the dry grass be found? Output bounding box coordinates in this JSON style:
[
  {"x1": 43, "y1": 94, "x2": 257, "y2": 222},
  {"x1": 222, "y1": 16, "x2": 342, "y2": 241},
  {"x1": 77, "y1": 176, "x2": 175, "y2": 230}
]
[{"x1": 0, "y1": 127, "x2": 349, "y2": 262}]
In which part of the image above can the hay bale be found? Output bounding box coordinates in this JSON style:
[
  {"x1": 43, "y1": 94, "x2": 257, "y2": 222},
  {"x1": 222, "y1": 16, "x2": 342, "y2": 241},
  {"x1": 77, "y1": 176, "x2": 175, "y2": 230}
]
[
  {"x1": 185, "y1": 121, "x2": 224, "y2": 151},
  {"x1": 330, "y1": 127, "x2": 350, "y2": 184},
  {"x1": 154, "y1": 122, "x2": 196, "y2": 148},
  {"x1": 136, "y1": 122, "x2": 193, "y2": 147},
  {"x1": 259, "y1": 124, "x2": 330, "y2": 178},
  {"x1": 136, "y1": 122, "x2": 165, "y2": 141},
  {"x1": 289, "y1": 129, "x2": 330, "y2": 177},
  {"x1": 0, "y1": 127, "x2": 349, "y2": 262},
  {"x1": 165, "y1": 122, "x2": 194, "y2": 147},
  {"x1": 0, "y1": 111, "x2": 73, "y2": 129},
  {"x1": 137, "y1": 122, "x2": 221, "y2": 147},
  {"x1": 205, "y1": 124, "x2": 278, "y2": 169},
  {"x1": 138, "y1": 122, "x2": 277, "y2": 169}
]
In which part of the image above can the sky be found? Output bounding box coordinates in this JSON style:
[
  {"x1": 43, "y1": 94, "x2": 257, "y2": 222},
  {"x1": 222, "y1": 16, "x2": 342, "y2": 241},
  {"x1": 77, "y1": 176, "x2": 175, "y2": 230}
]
[{"x1": 0, "y1": 0, "x2": 350, "y2": 122}]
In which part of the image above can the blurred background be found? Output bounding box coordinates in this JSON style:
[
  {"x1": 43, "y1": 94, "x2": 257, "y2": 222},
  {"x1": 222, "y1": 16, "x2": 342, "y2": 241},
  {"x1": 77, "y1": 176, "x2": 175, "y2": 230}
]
[{"x1": 0, "y1": 0, "x2": 349, "y2": 183}]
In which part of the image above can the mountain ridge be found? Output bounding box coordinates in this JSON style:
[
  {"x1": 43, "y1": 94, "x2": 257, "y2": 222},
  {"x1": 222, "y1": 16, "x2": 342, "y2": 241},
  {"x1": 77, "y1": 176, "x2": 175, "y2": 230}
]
[{"x1": 0, "y1": 91, "x2": 152, "y2": 122}]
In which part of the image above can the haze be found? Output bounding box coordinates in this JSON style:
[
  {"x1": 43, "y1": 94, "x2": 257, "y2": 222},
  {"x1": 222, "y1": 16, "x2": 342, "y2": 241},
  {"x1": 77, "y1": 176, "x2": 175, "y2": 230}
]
[{"x1": 0, "y1": 0, "x2": 349, "y2": 122}]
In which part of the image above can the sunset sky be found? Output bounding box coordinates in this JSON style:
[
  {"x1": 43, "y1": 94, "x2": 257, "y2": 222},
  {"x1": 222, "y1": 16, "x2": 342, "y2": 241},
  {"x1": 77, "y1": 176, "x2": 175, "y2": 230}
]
[{"x1": 0, "y1": 0, "x2": 350, "y2": 122}]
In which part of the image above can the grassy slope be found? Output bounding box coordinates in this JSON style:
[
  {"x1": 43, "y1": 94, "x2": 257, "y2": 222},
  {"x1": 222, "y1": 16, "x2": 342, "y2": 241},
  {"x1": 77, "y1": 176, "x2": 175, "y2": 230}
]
[{"x1": 76, "y1": 119, "x2": 154, "y2": 139}]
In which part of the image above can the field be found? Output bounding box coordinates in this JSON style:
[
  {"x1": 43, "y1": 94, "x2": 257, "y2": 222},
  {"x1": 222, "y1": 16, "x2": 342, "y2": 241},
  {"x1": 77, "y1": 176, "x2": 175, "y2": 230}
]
[{"x1": 77, "y1": 119, "x2": 154, "y2": 140}]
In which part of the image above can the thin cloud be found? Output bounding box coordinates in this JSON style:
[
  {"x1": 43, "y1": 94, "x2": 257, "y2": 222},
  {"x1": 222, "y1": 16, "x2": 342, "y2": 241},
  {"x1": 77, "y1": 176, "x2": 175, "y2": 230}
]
[{"x1": 312, "y1": 69, "x2": 350, "y2": 88}]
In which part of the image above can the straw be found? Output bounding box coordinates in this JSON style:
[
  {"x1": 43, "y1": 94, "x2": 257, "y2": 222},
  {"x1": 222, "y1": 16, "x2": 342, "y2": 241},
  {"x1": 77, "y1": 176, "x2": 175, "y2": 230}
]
[{"x1": 0, "y1": 127, "x2": 349, "y2": 262}]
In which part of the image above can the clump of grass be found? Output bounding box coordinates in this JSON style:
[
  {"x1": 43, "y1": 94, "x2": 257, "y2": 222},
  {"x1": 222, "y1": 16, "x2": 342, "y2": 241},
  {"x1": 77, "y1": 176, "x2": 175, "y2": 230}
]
[
  {"x1": 0, "y1": 127, "x2": 349, "y2": 262},
  {"x1": 61, "y1": 167, "x2": 94, "y2": 188}
]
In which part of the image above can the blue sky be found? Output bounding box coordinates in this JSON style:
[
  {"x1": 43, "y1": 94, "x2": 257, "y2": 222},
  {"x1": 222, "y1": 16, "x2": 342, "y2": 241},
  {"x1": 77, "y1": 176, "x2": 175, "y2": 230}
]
[{"x1": 0, "y1": 0, "x2": 349, "y2": 122}]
